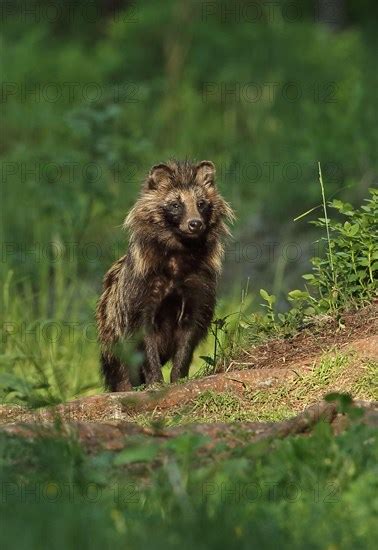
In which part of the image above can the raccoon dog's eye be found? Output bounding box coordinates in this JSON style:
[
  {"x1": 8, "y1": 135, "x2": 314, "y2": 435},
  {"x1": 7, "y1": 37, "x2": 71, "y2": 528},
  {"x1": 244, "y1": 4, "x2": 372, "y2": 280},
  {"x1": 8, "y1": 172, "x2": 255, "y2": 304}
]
[
  {"x1": 170, "y1": 202, "x2": 181, "y2": 209},
  {"x1": 197, "y1": 199, "x2": 206, "y2": 209}
]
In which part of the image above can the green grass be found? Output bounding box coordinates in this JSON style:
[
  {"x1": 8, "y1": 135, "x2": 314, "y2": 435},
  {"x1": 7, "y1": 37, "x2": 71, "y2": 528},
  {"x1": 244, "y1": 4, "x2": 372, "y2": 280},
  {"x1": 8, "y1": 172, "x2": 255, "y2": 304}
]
[
  {"x1": 243, "y1": 351, "x2": 375, "y2": 420},
  {"x1": 0, "y1": 419, "x2": 377, "y2": 549},
  {"x1": 0, "y1": 269, "x2": 102, "y2": 406},
  {"x1": 354, "y1": 360, "x2": 378, "y2": 400},
  {"x1": 290, "y1": 352, "x2": 352, "y2": 398},
  {"x1": 129, "y1": 351, "x2": 376, "y2": 427}
]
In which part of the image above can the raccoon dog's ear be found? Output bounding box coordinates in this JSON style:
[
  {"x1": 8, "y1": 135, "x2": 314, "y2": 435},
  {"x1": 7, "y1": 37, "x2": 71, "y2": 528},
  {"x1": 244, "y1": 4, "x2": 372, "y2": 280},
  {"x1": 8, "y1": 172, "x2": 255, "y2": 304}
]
[
  {"x1": 147, "y1": 163, "x2": 173, "y2": 190},
  {"x1": 196, "y1": 161, "x2": 216, "y2": 188}
]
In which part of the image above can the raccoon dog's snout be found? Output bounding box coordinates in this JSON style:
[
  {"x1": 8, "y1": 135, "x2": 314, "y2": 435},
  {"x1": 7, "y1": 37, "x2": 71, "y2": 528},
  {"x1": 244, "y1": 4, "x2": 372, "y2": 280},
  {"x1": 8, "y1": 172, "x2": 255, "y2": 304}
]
[{"x1": 187, "y1": 219, "x2": 203, "y2": 233}]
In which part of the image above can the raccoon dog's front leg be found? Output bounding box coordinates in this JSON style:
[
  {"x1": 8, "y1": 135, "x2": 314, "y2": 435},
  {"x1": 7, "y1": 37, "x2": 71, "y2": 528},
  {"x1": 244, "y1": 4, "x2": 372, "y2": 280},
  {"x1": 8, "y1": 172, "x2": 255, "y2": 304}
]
[
  {"x1": 140, "y1": 303, "x2": 164, "y2": 385},
  {"x1": 171, "y1": 292, "x2": 215, "y2": 383},
  {"x1": 170, "y1": 328, "x2": 199, "y2": 383},
  {"x1": 142, "y1": 332, "x2": 164, "y2": 385}
]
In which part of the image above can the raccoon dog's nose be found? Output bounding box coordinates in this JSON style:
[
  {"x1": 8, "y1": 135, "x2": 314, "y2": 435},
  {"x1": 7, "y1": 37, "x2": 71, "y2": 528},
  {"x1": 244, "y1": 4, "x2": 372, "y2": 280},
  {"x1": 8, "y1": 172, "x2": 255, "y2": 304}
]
[{"x1": 188, "y1": 219, "x2": 203, "y2": 232}]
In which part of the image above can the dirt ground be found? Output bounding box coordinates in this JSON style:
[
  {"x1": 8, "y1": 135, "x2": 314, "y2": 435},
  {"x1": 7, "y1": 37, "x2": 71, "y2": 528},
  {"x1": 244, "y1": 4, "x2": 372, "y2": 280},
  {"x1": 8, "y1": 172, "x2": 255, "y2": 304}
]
[{"x1": 231, "y1": 301, "x2": 378, "y2": 370}]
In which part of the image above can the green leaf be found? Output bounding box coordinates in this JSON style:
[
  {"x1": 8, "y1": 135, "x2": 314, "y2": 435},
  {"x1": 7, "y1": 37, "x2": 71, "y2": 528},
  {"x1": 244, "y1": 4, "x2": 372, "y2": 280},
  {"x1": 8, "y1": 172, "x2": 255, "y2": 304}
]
[
  {"x1": 349, "y1": 223, "x2": 360, "y2": 236},
  {"x1": 343, "y1": 221, "x2": 351, "y2": 231},
  {"x1": 358, "y1": 259, "x2": 370, "y2": 266},
  {"x1": 288, "y1": 290, "x2": 309, "y2": 301},
  {"x1": 302, "y1": 274, "x2": 316, "y2": 281},
  {"x1": 113, "y1": 443, "x2": 159, "y2": 465},
  {"x1": 259, "y1": 288, "x2": 270, "y2": 302},
  {"x1": 259, "y1": 289, "x2": 276, "y2": 305}
]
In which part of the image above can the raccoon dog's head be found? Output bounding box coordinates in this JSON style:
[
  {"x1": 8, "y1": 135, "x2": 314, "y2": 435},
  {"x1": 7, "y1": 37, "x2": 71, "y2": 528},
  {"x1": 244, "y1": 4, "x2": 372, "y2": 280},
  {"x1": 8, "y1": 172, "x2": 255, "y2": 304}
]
[{"x1": 125, "y1": 160, "x2": 234, "y2": 249}]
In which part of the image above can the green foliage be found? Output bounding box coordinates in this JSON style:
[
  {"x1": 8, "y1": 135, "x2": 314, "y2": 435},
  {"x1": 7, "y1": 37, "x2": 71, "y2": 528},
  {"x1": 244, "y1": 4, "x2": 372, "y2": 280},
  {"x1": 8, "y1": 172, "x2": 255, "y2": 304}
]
[
  {"x1": 0, "y1": 269, "x2": 101, "y2": 406},
  {"x1": 193, "y1": 279, "x2": 252, "y2": 375},
  {"x1": 309, "y1": 188, "x2": 378, "y2": 310},
  {"x1": 2, "y1": 0, "x2": 378, "y2": 279},
  {"x1": 0, "y1": 422, "x2": 377, "y2": 549},
  {"x1": 244, "y1": 188, "x2": 377, "y2": 344}
]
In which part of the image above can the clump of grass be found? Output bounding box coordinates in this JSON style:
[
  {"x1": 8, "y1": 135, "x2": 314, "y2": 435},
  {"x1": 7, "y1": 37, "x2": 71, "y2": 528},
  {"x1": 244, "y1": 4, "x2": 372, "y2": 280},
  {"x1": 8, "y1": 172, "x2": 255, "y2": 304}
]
[
  {"x1": 250, "y1": 351, "x2": 351, "y2": 406},
  {"x1": 187, "y1": 390, "x2": 251, "y2": 423},
  {"x1": 130, "y1": 390, "x2": 252, "y2": 428},
  {"x1": 0, "y1": 269, "x2": 102, "y2": 407},
  {"x1": 249, "y1": 351, "x2": 375, "y2": 418},
  {"x1": 354, "y1": 360, "x2": 378, "y2": 400},
  {"x1": 289, "y1": 352, "x2": 351, "y2": 401}
]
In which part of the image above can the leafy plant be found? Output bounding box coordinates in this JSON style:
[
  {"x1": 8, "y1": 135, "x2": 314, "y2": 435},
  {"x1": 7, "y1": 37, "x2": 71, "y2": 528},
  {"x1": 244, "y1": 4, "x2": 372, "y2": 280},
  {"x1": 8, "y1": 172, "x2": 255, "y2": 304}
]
[
  {"x1": 244, "y1": 181, "x2": 377, "y2": 345},
  {"x1": 307, "y1": 187, "x2": 378, "y2": 310}
]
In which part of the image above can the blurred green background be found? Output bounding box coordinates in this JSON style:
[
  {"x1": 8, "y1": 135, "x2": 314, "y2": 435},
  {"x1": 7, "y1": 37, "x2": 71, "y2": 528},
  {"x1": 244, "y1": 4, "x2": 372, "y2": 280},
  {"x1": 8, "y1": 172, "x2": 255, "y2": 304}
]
[{"x1": 1, "y1": 0, "x2": 377, "y2": 401}]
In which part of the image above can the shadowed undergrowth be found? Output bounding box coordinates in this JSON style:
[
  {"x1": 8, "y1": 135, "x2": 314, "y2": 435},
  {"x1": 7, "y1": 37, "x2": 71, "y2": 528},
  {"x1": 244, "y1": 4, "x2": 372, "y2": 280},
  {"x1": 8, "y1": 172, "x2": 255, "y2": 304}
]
[{"x1": 0, "y1": 407, "x2": 377, "y2": 549}]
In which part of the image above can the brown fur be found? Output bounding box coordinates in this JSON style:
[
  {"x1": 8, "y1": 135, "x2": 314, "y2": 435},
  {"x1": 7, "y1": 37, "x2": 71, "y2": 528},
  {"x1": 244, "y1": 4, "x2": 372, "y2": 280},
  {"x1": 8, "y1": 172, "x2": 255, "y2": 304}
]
[{"x1": 96, "y1": 159, "x2": 234, "y2": 390}]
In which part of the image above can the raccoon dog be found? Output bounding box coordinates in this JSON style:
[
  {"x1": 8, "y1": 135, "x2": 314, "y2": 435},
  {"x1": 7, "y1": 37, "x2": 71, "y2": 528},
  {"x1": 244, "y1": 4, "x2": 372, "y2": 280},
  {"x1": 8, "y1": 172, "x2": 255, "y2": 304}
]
[{"x1": 96, "y1": 160, "x2": 234, "y2": 391}]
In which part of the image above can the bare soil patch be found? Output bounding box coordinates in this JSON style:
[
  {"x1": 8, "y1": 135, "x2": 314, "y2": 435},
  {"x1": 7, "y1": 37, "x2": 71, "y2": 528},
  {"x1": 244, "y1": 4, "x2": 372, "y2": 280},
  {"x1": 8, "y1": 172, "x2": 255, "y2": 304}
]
[{"x1": 231, "y1": 302, "x2": 377, "y2": 371}]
